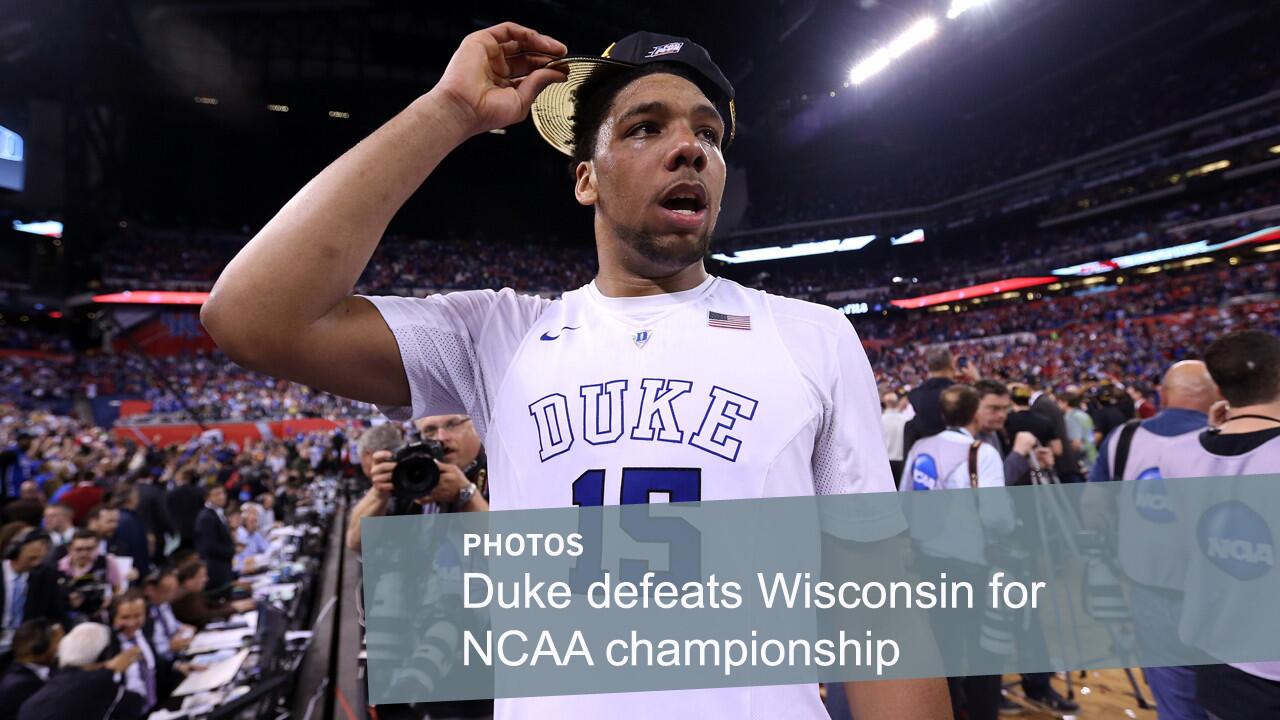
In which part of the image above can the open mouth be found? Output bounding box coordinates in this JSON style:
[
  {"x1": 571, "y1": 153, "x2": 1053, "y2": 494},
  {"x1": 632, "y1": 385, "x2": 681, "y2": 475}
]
[
  {"x1": 658, "y1": 182, "x2": 709, "y2": 216},
  {"x1": 656, "y1": 182, "x2": 710, "y2": 230}
]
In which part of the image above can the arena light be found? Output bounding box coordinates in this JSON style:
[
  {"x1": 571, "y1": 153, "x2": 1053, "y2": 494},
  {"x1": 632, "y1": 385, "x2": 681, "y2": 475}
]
[
  {"x1": 1052, "y1": 225, "x2": 1280, "y2": 277},
  {"x1": 328, "y1": 110, "x2": 350, "y2": 119},
  {"x1": 889, "y1": 18, "x2": 938, "y2": 58},
  {"x1": 92, "y1": 291, "x2": 210, "y2": 305},
  {"x1": 267, "y1": 104, "x2": 290, "y2": 113},
  {"x1": 711, "y1": 235, "x2": 876, "y2": 264},
  {"x1": 1254, "y1": 242, "x2": 1280, "y2": 254},
  {"x1": 194, "y1": 96, "x2": 219, "y2": 105},
  {"x1": 850, "y1": 17, "x2": 938, "y2": 85},
  {"x1": 890, "y1": 276, "x2": 1056, "y2": 309},
  {"x1": 890, "y1": 228, "x2": 926, "y2": 245},
  {"x1": 1271, "y1": 144, "x2": 1280, "y2": 155},
  {"x1": 849, "y1": 48, "x2": 891, "y2": 85},
  {"x1": 12, "y1": 220, "x2": 62, "y2": 238},
  {"x1": 1185, "y1": 159, "x2": 1230, "y2": 178},
  {"x1": 946, "y1": 0, "x2": 989, "y2": 20}
]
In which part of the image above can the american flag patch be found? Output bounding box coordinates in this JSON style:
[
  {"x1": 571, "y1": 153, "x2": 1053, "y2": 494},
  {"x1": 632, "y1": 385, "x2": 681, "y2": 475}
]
[{"x1": 707, "y1": 311, "x2": 751, "y2": 330}]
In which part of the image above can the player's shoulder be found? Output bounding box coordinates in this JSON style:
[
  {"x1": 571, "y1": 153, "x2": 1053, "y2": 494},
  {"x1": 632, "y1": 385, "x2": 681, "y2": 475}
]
[{"x1": 713, "y1": 277, "x2": 850, "y2": 334}]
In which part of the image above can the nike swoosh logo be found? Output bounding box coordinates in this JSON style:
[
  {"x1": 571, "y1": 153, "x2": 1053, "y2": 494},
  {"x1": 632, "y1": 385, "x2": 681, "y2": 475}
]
[{"x1": 540, "y1": 326, "x2": 581, "y2": 341}]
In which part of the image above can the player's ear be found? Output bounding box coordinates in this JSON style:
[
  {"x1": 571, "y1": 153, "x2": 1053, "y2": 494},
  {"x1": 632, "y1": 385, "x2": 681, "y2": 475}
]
[{"x1": 574, "y1": 160, "x2": 597, "y2": 207}]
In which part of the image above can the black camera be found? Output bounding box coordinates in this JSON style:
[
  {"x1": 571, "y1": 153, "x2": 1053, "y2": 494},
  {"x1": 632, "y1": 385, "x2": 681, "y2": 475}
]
[
  {"x1": 65, "y1": 576, "x2": 109, "y2": 616},
  {"x1": 391, "y1": 439, "x2": 447, "y2": 501}
]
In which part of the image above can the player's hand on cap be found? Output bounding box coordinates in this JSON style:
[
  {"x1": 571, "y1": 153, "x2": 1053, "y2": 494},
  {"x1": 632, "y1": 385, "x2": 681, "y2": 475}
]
[
  {"x1": 424, "y1": 460, "x2": 468, "y2": 506},
  {"x1": 369, "y1": 449, "x2": 396, "y2": 500},
  {"x1": 433, "y1": 22, "x2": 567, "y2": 137}
]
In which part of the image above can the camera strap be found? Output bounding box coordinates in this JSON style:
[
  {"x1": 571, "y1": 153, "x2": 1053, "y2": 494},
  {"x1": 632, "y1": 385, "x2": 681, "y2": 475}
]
[
  {"x1": 1111, "y1": 418, "x2": 1143, "y2": 481},
  {"x1": 968, "y1": 440, "x2": 982, "y2": 489}
]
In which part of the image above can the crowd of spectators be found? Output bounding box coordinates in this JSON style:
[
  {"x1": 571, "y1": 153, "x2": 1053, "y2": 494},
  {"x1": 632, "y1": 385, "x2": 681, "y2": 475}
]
[
  {"x1": 2, "y1": 351, "x2": 371, "y2": 422},
  {"x1": 0, "y1": 403, "x2": 347, "y2": 717},
  {"x1": 90, "y1": 174, "x2": 1280, "y2": 317},
  {"x1": 724, "y1": 175, "x2": 1280, "y2": 304}
]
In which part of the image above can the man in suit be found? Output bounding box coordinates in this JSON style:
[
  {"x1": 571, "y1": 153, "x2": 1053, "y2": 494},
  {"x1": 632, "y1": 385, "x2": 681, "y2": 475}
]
[
  {"x1": 0, "y1": 619, "x2": 63, "y2": 720},
  {"x1": 165, "y1": 469, "x2": 204, "y2": 549},
  {"x1": 142, "y1": 568, "x2": 193, "y2": 662},
  {"x1": 2, "y1": 529, "x2": 62, "y2": 643},
  {"x1": 108, "y1": 590, "x2": 200, "y2": 711},
  {"x1": 110, "y1": 486, "x2": 151, "y2": 579},
  {"x1": 132, "y1": 476, "x2": 172, "y2": 565},
  {"x1": 193, "y1": 485, "x2": 235, "y2": 594},
  {"x1": 170, "y1": 561, "x2": 255, "y2": 629},
  {"x1": 17, "y1": 622, "x2": 144, "y2": 720}
]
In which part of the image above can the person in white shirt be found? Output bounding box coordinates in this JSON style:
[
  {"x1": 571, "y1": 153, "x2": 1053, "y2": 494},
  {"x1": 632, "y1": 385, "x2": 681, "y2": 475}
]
[
  {"x1": 881, "y1": 391, "x2": 909, "y2": 481},
  {"x1": 900, "y1": 384, "x2": 1014, "y2": 720},
  {"x1": 201, "y1": 21, "x2": 949, "y2": 719}
]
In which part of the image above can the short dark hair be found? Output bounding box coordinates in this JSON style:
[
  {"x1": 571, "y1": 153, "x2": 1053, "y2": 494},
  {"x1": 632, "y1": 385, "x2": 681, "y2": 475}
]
[
  {"x1": 203, "y1": 484, "x2": 225, "y2": 500},
  {"x1": 1204, "y1": 330, "x2": 1280, "y2": 407},
  {"x1": 974, "y1": 379, "x2": 1009, "y2": 400},
  {"x1": 177, "y1": 560, "x2": 207, "y2": 583},
  {"x1": 940, "y1": 385, "x2": 980, "y2": 428},
  {"x1": 70, "y1": 529, "x2": 98, "y2": 545},
  {"x1": 110, "y1": 588, "x2": 147, "y2": 617},
  {"x1": 570, "y1": 63, "x2": 716, "y2": 167},
  {"x1": 84, "y1": 504, "x2": 114, "y2": 525},
  {"x1": 170, "y1": 548, "x2": 200, "y2": 570},
  {"x1": 144, "y1": 566, "x2": 177, "y2": 587},
  {"x1": 12, "y1": 619, "x2": 57, "y2": 660}
]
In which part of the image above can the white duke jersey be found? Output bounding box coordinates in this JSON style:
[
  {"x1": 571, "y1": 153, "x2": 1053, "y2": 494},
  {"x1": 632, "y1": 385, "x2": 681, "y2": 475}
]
[{"x1": 364, "y1": 275, "x2": 897, "y2": 719}]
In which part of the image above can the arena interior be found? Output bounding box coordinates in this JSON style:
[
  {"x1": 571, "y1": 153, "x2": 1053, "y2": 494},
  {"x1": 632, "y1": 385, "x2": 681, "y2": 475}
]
[{"x1": 1, "y1": 0, "x2": 1278, "y2": 719}]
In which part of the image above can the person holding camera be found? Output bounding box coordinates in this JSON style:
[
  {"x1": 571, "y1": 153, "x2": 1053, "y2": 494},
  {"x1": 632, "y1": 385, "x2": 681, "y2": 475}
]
[
  {"x1": 346, "y1": 415, "x2": 488, "y2": 554},
  {"x1": 57, "y1": 530, "x2": 124, "y2": 623}
]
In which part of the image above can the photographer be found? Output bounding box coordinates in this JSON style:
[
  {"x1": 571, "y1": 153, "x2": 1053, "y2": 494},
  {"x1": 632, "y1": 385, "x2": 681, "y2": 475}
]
[
  {"x1": 346, "y1": 415, "x2": 488, "y2": 554},
  {"x1": 57, "y1": 530, "x2": 125, "y2": 623}
]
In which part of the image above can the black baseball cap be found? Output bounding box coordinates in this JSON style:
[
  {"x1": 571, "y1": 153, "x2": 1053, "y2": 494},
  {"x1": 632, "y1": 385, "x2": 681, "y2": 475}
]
[{"x1": 531, "y1": 31, "x2": 736, "y2": 157}]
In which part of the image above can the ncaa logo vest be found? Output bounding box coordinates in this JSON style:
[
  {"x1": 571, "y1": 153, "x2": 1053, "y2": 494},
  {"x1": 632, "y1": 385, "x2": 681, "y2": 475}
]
[{"x1": 1197, "y1": 500, "x2": 1275, "y2": 581}]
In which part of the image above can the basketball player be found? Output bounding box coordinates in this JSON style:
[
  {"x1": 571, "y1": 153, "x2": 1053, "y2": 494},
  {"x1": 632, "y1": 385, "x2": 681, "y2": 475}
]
[
  {"x1": 1159, "y1": 331, "x2": 1280, "y2": 720},
  {"x1": 203, "y1": 22, "x2": 949, "y2": 718}
]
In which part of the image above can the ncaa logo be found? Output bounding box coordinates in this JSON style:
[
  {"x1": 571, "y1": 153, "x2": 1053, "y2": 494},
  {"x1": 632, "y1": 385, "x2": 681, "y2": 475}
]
[
  {"x1": 911, "y1": 454, "x2": 939, "y2": 491},
  {"x1": 1132, "y1": 467, "x2": 1175, "y2": 523},
  {"x1": 1197, "y1": 501, "x2": 1275, "y2": 581},
  {"x1": 645, "y1": 42, "x2": 684, "y2": 58}
]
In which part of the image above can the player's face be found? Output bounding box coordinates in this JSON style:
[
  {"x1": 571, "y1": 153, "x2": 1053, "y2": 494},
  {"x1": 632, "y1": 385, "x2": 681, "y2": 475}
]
[{"x1": 578, "y1": 73, "x2": 726, "y2": 275}]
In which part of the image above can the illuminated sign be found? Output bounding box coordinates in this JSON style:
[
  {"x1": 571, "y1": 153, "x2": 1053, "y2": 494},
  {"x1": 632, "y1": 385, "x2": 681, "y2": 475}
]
[
  {"x1": 839, "y1": 302, "x2": 871, "y2": 315},
  {"x1": 12, "y1": 220, "x2": 62, "y2": 238},
  {"x1": 711, "y1": 235, "x2": 876, "y2": 264},
  {"x1": 0, "y1": 125, "x2": 22, "y2": 162},
  {"x1": 890, "y1": 228, "x2": 925, "y2": 246},
  {"x1": 891, "y1": 276, "x2": 1057, "y2": 310},
  {"x1": 92, "y1": 291, "x2": 210, "y2": 305},
  {"x1": 1052, "y1": 225, "x2": 1280, "y2": 277}
]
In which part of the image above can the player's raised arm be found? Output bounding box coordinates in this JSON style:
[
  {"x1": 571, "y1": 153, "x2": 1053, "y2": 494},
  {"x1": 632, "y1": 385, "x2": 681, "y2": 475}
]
[{"x1": 200, "y1": 23, "x2": 567, "y2": 406}]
